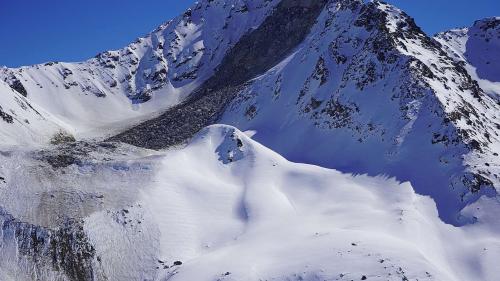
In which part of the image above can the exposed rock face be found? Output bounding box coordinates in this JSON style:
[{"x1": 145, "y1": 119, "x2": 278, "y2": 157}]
[
  {"x1": 0, "y1": 141, "x2": 159, "y2": 281},
  {"x1": 0, "y1": 208, "x2": 101, "y2": 281},
  {"x1": 109, "y1": 0, "x2": 329, "y2": 149}
]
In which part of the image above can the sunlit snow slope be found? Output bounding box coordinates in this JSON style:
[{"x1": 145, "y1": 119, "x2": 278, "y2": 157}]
[
  {"x1": 138, "y1": 125, "x2": 500, "y2": 281},
  {"x1": 435, "y1": 17, "x2": 500, "y2": 101},
  {"x1": 87, "y1": 125, "x2": 500, "y2": 280},
  {"x1": 221, "y1": 0, "x2": 500, "y2": 224},
  {"x1": 3, "y1": 125, "x2": 499, "y2": 281},
  {"x1": 0, "y1": 80, "x2": 64, "y2": 146},
  {"x1": 0, "y1": 0, "x2": 279, "y2": 140}
]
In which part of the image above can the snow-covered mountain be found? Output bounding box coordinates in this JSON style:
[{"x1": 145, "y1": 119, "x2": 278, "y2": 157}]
[
  {"x1": 435, "y1": 17, "x2": 500, "y2": 101},
  {"x1": 0, "y1": 0, "x2": 280, "y2": 140},
  {"x1": 112, "y1": 0, "x2": 500, "y2": 225},
  {"x1": 218, "y1": 0, "x2": 500, "y2": 224},
  {"x1": 1, "y1": 0, "x2": 500, "y2": 280}
]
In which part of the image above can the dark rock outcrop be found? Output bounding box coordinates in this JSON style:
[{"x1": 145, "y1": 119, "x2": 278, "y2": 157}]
[
  {"x1": 110, "y1": 0, "x2": 329, "y2": 149},
  {"x1": 0, "y1": 208, "x2": 101, "y2": 281}
]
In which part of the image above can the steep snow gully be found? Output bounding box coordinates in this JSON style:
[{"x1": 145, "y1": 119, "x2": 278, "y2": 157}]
[{"x1": 0, "y1": 0, "x2": 499, "y2": 280}]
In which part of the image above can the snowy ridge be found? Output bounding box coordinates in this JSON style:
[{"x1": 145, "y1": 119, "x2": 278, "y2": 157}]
[
  {"x1": 140, "y1": 124, "x2": 500, "y2": 281},
  {"x1": 0, "y1": 0, "x2": 279, "y2": 140},
  {"x1": 435, "y1": 17, "x2": 500, "y2": 100},
  {"x1": 221, "y1": 0, "x2": 500, "y2": 224},
  {"x1": 2, "y1": 124, "x2": 499, "y2": 280},
  {"x1": 0, "y1": 80, "x2": 64, "y2": 146}
]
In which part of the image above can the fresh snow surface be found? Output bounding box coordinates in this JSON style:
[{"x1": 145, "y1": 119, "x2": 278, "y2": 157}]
[
  {"x1": 90, "y1": 125, "x2": 500, "y2": 280},
  {"x1": 0, "y1": 80, "x2": 64, "y2": 146},
  {"x1": 0, "y1": 0, "x2": 279, "y2": 142},
  {"x1": 2, "y1": 124, "x2": 499, "y2": 280}
]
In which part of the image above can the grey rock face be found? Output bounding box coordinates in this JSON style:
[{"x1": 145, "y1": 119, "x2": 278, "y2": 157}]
[{"x1": 0, "y1": 208, "x2": 101, "y2": 281}]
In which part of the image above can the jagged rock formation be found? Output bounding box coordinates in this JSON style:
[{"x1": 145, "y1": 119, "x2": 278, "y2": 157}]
[
  {"x1": 0, "y1": 142, "x2": 160, "y2": 281},
  {"x1": 0, "y1": 209, "x2": 101, "y2": 281}
]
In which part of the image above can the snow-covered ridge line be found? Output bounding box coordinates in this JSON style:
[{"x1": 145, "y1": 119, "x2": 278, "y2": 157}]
[
  {"x1": 0, "y1": 0, "x2": 281, "y2": 143},
  {"x1": 109, "y1": 0, "x2": 330, "y2": 149},
  {"x1": 435, "y1": 17, "x2": 500, "y2": 101},
  {"x1": 219, "y1": 0, "x2": 500, "y2": 224}
]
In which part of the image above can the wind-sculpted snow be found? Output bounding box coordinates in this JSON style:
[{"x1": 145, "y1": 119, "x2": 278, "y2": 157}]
[{"x1": 144, "y1": 124, "x2": 500, "y2": 281}]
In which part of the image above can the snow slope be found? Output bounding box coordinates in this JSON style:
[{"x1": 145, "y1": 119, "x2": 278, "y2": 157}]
[
  {"x1": 2, "y1": 124, "x2": 500, "y2": 281},
  {"x1": 0, "y1": 80, "x2": 64, "y2": 145},
  {"x1": 0, "y1": 0, "x2": 279, "y2": 139},
  {"x1": 435, "y1": 17, "x2": 500, "y2": 100},
  {"x1": 221, "y1": 0, "x2": 500, "y2": 224},
  {"x1": 139, "y1": 125, "x2": 500, "y2": 281}
]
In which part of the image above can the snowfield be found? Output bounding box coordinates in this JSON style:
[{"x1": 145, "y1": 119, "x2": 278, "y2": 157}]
[
  {"x1": 95, "y1": 125, "x2": 500, "y2": 281},
  {"x1": 0, "y1": 0, "x2": 280, "y2": 141},
  {"x1": 1, "y1": 124, "x2": 499, "y2": 281}
]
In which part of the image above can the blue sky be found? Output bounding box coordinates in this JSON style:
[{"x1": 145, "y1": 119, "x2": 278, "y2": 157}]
[
  {"x1": 0, "y1": 0, "x2": 498, "y2": 67},
  {"x1": 384, "y1": 0, "x2": 500, "y2": 34},
  {"x1": 0, "y1": 0, "x2": 193, "y2": 67}
]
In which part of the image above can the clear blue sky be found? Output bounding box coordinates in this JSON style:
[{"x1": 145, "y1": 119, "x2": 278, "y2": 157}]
[
  {"x1": 0, "y1": 0, "x2": 498, "y2": 67},
  {"x1": 0, "y1": 0, "x2": 193, "y2": 67},
  {"x1": 384, "y1": 0, "x2": 500, "y2": 34}
]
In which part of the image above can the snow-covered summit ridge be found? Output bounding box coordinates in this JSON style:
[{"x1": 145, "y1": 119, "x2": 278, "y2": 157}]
[
  {"x1": 0, "y1": 0, "x2": 280, "y2": 141},
  {"x1": 435, "y1": 17, "x2": 500, "y2": 99},
  {"x1": 221, "y1": 0, "x2": 500, "y2": 224}
]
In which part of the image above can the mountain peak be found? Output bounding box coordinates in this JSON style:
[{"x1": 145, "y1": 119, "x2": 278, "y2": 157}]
[{"x1": 473, "y1": 16, "x2": 500, "y2": 30}]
